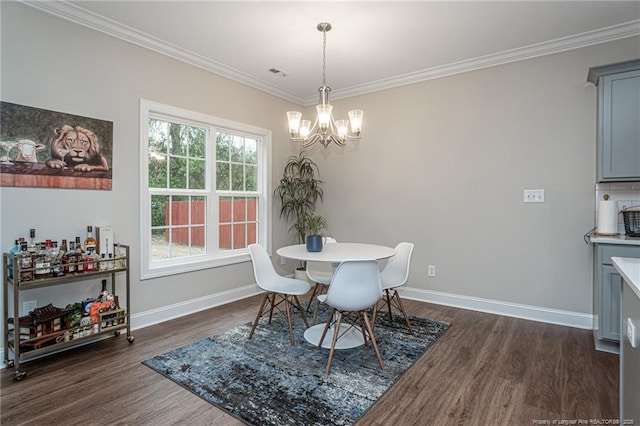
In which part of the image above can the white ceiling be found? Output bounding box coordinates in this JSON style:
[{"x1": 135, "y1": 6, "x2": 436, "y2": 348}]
[{"x1": 25, "y1": 1, "x2": 640, "y2": 106}]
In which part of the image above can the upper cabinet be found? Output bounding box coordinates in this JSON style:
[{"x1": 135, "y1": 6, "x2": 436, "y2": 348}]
[{"x1": 588, "y1": 59, "x2": 640, "y2": 182}]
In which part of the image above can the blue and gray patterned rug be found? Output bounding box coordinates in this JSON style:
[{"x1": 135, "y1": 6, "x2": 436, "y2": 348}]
[{"x1": 143, "y1": 307, "x2": 450, "y2": 426}]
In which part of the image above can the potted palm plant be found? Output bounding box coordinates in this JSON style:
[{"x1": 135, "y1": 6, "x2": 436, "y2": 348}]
[
  {"x1": 305, "y1": 212, "x2": 328, "y2": 252},
  {"x1": 274, "y1": 152, "x2": 325, "y2": 269}
]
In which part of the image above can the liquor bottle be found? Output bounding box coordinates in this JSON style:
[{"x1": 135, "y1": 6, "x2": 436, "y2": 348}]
[
  {"x1": 51, "y1": 241, "x2": 65, "y2": 277},
  {"x1": 34, "y1": 241, "x2": 51, "y2": 278},
  {"x1": 18, "y1": 241, "x2": 33, "y2": 282},
  {"x1": 84, "y1": 226, "x2": 97, "y2": 254},
  {"x1": 98, "y1": 253, "x2": 107, "y2": 271},
  {"x1": 75, "y1": 237, "x2": 85, "y2": 273},
  {"x1": 27, "y1": 228, "x2": 37, "y2": 254},
  {"x1": 8, "y1": 238, "x2": 23, "y2": 279},
  {"x1": 66, "y1": 240, "x2": 76, "y2": 274},
  {"x1": 84, "y1": 249, "x2": 98, "y2": 272}
]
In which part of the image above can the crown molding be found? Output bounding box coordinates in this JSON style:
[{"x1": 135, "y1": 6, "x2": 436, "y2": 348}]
[
  {"x1": 324, "y1": 19, "x2": 640, "y2": 105},
  {"x1": 21, "y1": 0, "x2": 307, "y2": 105},
  {"x1": 21, "y1": 1, "x2": 640, "y2": 107}
]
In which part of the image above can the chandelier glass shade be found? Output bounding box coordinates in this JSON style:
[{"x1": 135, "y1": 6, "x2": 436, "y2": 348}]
[{"x1": 287, "y1": 22, "x2": 363, "y2": 148}]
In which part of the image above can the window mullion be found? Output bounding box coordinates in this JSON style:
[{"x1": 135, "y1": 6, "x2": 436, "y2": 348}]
[{"x1": 141, "y1": 99, "x2": 269, "y2": 280}]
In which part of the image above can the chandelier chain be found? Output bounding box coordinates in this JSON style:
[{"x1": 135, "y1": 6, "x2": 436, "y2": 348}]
[{"x1": 321, "y1": 28, "x2": 327, "y2": 86}]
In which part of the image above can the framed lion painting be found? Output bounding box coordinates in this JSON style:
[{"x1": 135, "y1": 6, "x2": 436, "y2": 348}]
[{"x1": 0, "y1": 102, "x2": 113, "y2": 190}]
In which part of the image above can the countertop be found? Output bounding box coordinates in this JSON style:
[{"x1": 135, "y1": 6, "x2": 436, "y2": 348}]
[
  {"x1": 589, "y1": 233, "x2": 640, "y2": 246},
  {"x1": 612, "y1": 257, "x2": 640, "y2": 299}
]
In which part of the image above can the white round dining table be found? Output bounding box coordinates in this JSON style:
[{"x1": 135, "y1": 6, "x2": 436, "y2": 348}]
[
  {"x1": 276, "y1": 242, "x2": 396, "y2": 350},
  {"x1": 276, "y1": 242, "x2": 396, "y2": 263}
]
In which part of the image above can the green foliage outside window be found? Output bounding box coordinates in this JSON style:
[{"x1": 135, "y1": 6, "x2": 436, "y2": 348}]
[{"x1": 148, "y1": 119, "x2": 259, "y2": 246}]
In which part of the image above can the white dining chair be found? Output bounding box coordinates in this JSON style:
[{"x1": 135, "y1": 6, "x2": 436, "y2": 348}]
[
  {"x1": 373, "y1": 242, "x2": 415, "y2": 334},
  {"x1": 248, "y1": 243, "x2": 310, "y2": 346},
  {"x1": 317, "y1": 259, "x2": 384, "y2": 374},
  {"x1": 306, "y1": 236, "x2": 337, "y2": 323}
]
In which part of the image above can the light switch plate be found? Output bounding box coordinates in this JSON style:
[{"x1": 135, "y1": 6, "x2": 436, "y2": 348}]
[{"x1": 524, "y1": 189, "x2": 544, "y2": 203}]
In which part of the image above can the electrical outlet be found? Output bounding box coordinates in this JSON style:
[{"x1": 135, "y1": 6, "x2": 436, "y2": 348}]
[
  {"x1": 523, "y1": 189, "x2": 544, "y2": 203},
  {"x1": 427, "y1": 265, "x2": 436, "y2": 277},
  {"x1": 23, "y1": 300, "x2": 37, "y2": 315}
]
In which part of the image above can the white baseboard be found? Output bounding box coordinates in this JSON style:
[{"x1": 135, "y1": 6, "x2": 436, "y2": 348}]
[
  {"x1": 1, "y1": 284, "x2": 261, "y2": 368},
  {"x1": 129, "y1": 284, "x2": 261, "y2": 330},
  {"x1": 399, "y1": 287, "x2": 594, "y2": 330},
  {"x1": 1, "y1": 284, "x2": 593, "y2": 369}
]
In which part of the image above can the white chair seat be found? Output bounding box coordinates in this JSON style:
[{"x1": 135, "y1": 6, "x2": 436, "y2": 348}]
[
  {"x1": 374, "y1": 242, "x2": 415, "y2": 334},
  {"x1": 269, "y1": 277, "x2": 310, "y2": 295},
  {"x1": 248, "y1": 244, "x2": 310, "y2": 346},
  {"x1": 317, "y1": 260, "x2": 384, "y2": 374}
]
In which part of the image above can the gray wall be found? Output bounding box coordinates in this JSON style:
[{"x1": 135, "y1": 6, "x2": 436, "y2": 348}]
[
  {"x1": 2, "y1": 2, "x2": 640, "y2": 337},
  {"x1": 0, "y1": 3, "x2": 298, "y2": 322},
  {"x1": 311, "y1": 37, "x2": 640, "y2": 314}
]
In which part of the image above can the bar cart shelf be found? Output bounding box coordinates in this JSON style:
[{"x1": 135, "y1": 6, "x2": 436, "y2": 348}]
[{"x1": 3, "y1": 244, "x2": 133, "y2": 381}]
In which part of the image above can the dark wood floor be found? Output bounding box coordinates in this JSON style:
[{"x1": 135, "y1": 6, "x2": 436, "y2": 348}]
[{"x1": 1, "y1": 295, "x2": 618, "y2": 425}]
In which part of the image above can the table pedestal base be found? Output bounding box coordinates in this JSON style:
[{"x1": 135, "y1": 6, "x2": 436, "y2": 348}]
[{"x1": 303, "y1": 323, "x2": 364, "y2": 349}]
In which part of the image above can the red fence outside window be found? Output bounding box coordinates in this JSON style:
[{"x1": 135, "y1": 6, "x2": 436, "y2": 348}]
[{"x1": 166, "y1": 199, "x2": 257, "y2": 249}]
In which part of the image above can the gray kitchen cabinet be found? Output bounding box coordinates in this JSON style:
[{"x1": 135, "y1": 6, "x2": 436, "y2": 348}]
[
  {"x1": 594, "y1": 244, "x2": 640, "y2": 352},
  {"x1": 588, "y1": 59, "x2": 640, "y2": 182}
]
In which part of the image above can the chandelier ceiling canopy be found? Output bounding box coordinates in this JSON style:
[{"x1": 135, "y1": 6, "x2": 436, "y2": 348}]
[{"x1": 287, "y1": 22, "x2": 363, "y2": 148}]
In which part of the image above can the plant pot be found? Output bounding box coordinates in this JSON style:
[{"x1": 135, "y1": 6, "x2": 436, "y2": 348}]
[{"x1": 306, "y1": 235, "x2": 323, "y2": 252}]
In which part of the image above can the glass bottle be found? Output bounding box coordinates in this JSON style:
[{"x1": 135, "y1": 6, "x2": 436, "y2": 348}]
[
  {"x1": 34, "y1": 241, "x2": 51, "y2": 278},
  {"x1": 66, "y1": 240, "x2": 76, "y2": 274},
  {"x1": 8, "y1": 238, "x2": 23, "y2": 279},
  {"x1": 51, "y1": 241, "x2": 64, "y2": 277},
  {"x1": 18, "y1": 241, "x2": 33, "y2": 282},
  {"x1": 98, "y1": 253, "x2": 107, "y2": 271},
  {"x1": 84, "y1": 226, "x2": 97, "y2": 255},
  {"x1": 27, "y1": 228, "x2": 37, "y2": 254},
  {"x1": 75, "y1": 237, "x2": 85, "y2": 273},
  {"x1": 84, "y1": 245, "x2": 97, "y2": 273}
]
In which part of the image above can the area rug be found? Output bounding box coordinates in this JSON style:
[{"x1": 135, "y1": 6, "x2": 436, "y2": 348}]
[{"x1": 142, "y1": 308, "x2": 450, "y2": 426}]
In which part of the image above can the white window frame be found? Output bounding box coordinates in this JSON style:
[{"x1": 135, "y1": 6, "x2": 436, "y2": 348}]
[{"x1": 139, "y1": 99, "x2": 271, "y2": 280}]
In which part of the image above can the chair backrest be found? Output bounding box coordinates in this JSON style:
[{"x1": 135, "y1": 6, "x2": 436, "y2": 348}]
[
  {"x1": 306, "y1": 237, "x2": 338, "y2": 282},
  {"x1": 248, "y1": 243, "x2": 282, "y2": 292},
  {"x1": 325, "y1": 260, "x2": 382, "y2": 312},
  {"x1": 380, "y1": 242, "x2": 414, "y2": 290}
]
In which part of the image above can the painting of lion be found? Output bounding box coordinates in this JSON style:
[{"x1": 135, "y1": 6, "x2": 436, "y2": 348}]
[{"x1": 45, "y1": 124, "x2": 109, "y2": 171}]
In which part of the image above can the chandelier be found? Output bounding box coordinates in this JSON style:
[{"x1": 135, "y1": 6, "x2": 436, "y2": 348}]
[{"x1": 287, "y1": 22, "x2": 363, "y2": 148}]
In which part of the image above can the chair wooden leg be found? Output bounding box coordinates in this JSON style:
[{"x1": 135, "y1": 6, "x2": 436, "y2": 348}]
[
  {"x1": 311, "y1": 285, "x2": 328, "y2": 324},
  {"x1": 325, "y1": 312, "x2": 343, "y2": 374},
  {"x1": 356, "y1": 312, "x2": 369, "y2": 346},
  {"x1": 318, "y1": 308, "x2": 336, "y2": 348},
  {"x1": 372, "y1": 300, "x2": 379, "y2": 327},
  {"x1": 292, "y1": 295, "x2": 309, "y2": 328},
  {"x1": 284, "y1": 296, "x2": 295, "y2": 346},
  {"x1": 362, "y1": 311, "x2": 384, "y2": 370},
  {"x1": 385, "y1": 289, "x2": 393, "y2": 322},
  {"x1": 248, "y1": 293, "x2": 269, "y2": 340},
  {"x1": 312, "y1": 300, "x2": 319, "y2": 325},
  {"x1": 306, "y1": 283, "x2": 320, "y2": 313},
  {"x1": 267, "y1": 293, "x2": 276, "y2": 324},
  {"x1": 392, "y1": 289, "x2": 414, "y2": 335}
]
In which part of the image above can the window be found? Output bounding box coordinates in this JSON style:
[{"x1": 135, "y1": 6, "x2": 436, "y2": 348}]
[{"x1": 140, "y1": 99, "x2": 271, "y2": 279}]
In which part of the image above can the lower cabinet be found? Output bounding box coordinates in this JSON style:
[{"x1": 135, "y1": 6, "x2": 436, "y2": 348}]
[{"x1": 594, "y1": 244, "x2": 640, "y2": 352}]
